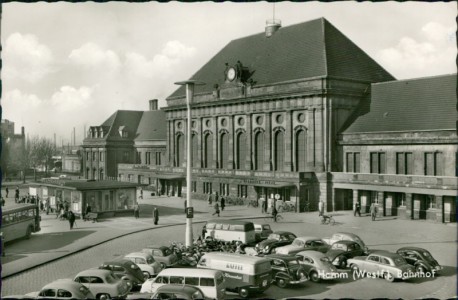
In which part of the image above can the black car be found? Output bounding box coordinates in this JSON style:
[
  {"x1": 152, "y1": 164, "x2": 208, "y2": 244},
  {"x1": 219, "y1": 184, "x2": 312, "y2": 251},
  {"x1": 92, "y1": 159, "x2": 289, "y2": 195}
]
[
  {"x1": 99, "y1": 259, "x2": 145, "y2": 290},
  {"x1": 396, "y1": 247, "x2": 442, "y2": 273},
  {"x1": 325, "y1": 240, "x2": 365, "y2": 269},
  {"x1": 255, "y1": 231, "x2": 297, "y2": 255},
  {"x1": 265, "y1": 254, "x2": 308, "y2": 288}
]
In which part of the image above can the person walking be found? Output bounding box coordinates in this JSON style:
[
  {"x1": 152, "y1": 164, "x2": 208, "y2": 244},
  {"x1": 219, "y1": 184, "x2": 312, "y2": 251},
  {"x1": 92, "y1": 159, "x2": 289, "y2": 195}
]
[
  {"x1": 15, "y1": 186, "x2": 20, "y2": 203},
  {"x1": 272, "y1": 205, "x2": 278, "y2": 222},
  {"x1": 84, "y1": 203, "x2": 92, "y2": 219},
  {"x1": 5, "y1": 187, "x2": 9, "y2": 198},
  {"x1": 354, "y1": 201, "x2": 361, "y2": 217},
  {"x1": 260, "y1": 196, "x2": 266, "y2": 213},
  {"x1": 212, "y1": 202, "x2": 220, "y2": 217},
  {"x1": 370, "y1": 203, "x2": 377, "y2": 221},
  {"x1": 220, "y1": 196, "x2": 225, "y2": 211},
  {"x1": 207, "y1": 193, "x2": 212, "y2": 206},
  {"x1": 201, "y1": 223, "x2": 207, "y2": 240},
  {"x1": 318, "y1": 200, "x2": 324, "y2": 217},
  {"x1": 153, "y1": 207, "x2": 159, "y2": 225},
  {"x1": 68, "y1": 211, "x2": 76, "y2": 230},
  {"x1": 133, "y1": 203, "x2": 140, "y2": 218}
]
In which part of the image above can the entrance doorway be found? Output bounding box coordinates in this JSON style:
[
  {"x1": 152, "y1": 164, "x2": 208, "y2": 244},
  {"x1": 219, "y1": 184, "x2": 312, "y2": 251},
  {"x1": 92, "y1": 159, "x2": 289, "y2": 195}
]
[
  {"x1": 443, "y1": 196, "x2": 456, "y2": 223},
  {"x1": 412, "y1": 194, "x2": 427, "y2": 220},
  {"x1": 383, "y1": 192, "x2": 403, "y2": 216},
  {"x1": 334, "y1": 189, "x2": 353, "y2": 211}
]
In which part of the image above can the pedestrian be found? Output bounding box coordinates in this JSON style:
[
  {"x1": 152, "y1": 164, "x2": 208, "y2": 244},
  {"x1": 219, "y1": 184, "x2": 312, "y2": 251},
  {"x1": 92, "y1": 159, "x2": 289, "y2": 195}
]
[
  {"x1": 201, "y1": 223, "x2": 207, "y2": 240},
  {"x1": 15, "y1": 186, "x2": 19, "y2": 203},
  {"x1": 354, "y1": 201, "x2": 361, "y2": 217},
  {"x1": 220, "y1": 196, "x2": 225, "y2": 211},
  {"x1": 84, "y1": 203, "x2": 92, "y2": 219},
  {"x1": 260, "y1": 196, "x2": 266, "y2": 213},
  {"x1": 262, "y1": 197, "x2": 268, "y2": 214},
  {"x1": 318, "y1": 200, "x2": 324, "y2": 217},
  {"x1": 1, "y1": 197, "x2": 5, "y2": 206},
  {"x1": 153, "y1": 207, "x2": 159, "y2": 225},
  {"x1": 370, "y1": 203, "x2": 377, "y2": 221},
  {"x1": 68, "y1": 211, "x2": 76, "y2": 229},
  {"x1": 5, "y1": 187, "x2": 9, "y2": 198},
  {"x1": 140, "y1": 188, "x2": 143, "y2": 199},
  {"x1": 272, "y1": 205, "x2": 278, "y2": 222},
  {"x1": 207, "y1": 193, "x2": 212, "y2": 206},
  {"x1": 214, "y1": 192, "x2": 219, "y2": 204},
  {"x1": 134, "y1": 202, "x2": 140, "y2": 218},
  {"x1": 212, "y1": 202, "x2": 220, "y2": 217}
]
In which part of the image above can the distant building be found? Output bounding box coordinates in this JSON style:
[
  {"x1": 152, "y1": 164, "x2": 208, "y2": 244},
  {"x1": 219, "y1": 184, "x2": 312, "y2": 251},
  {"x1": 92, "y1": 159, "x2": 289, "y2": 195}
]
[
  {"x1": 61, "y1": 146, "x2": 82, "y2": 174},
  {"x1": 0, "y1": 119, "x2": 26, "y2": 178},
  {"x1": 82, "y1": 99, "x2": 167, "y2": 182}
]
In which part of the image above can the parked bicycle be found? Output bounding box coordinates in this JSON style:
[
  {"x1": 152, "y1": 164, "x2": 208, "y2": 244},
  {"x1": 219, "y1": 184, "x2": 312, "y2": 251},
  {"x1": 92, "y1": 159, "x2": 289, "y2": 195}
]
[
  {"x1": 320, "y1": 214, "x2": 335, "y2": 225},
  {"x1": 277, "y1": 202, "x2": 296, "y2": 213}
]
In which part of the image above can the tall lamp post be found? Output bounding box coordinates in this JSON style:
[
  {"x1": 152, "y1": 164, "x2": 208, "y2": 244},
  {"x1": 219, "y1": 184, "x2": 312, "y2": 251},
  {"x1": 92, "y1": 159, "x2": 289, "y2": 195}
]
[{"x1": 175, "y1": 80, "x2": 205, "y2": 247}]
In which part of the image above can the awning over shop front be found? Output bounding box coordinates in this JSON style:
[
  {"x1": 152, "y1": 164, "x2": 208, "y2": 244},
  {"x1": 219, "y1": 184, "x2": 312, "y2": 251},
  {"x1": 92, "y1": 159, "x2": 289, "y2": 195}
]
[
  {"x1": 154, "y1": 173, "x2": 185, "y2": 180},
  {"x1": 250, "y1": 182, "x2": 297, "y2": 188}
]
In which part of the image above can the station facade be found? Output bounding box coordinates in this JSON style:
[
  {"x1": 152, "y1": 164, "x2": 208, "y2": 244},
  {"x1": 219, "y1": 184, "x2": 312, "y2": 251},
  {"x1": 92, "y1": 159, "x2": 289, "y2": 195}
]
[{"x1": 110, "y1": 18, "x2": 456, "y2": 222}]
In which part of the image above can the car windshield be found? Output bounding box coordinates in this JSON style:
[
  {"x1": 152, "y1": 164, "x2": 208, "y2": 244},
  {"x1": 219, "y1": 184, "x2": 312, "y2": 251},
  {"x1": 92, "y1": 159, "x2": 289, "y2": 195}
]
[
  {"x1": 393, "y1": 257, "x2": 408, "y2": 266},
  {"x1": 268, "y1": 234, "x2": 280, "y2": 240},
  {"x1": 147, "y1": 256, "x2": 155, "y2": 264},
  {"x1": 263, "y1": 225, "x2": 271, "y2": 230},
  {"x1": 331, "y1": 243, "x2": 347, "y2": 251},
  {"x1": 292, "y1": 240, "x2": 305, "y2": 247}
]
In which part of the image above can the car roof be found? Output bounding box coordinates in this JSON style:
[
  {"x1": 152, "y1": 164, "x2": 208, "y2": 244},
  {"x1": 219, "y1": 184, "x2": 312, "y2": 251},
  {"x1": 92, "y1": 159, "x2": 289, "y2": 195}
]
[
  {"x1": 76, "y1": 268, "x2": 112, "y2": 277},
  {"x1": 102, "y1": 259, "x2": 136, "y2": 266},
  {"x1": 333, "y1": 240, "x2": 357, "y2": 245},
  {"x1": 145, "y1": 245, "x2": 168, "y2": 251},
  {"x1": 295, "y1": 236, "x2": 321, "y2": 241},
  {"x1": 397, "y1": 246, "x2": 429, "y2": 253},
  {"x1": 42, "y1": 278, "x2": 84, "y2": 289},
  {"x1": 156, "y1": 284, "x2": 202, "y2": 293},
  {"x1": 266, "y1": 254, "x2": 298, "y2": 261},
  {"x1": 125, "y1": 252, "x2": 151, "y2": 258},
  {"x1": 202, "y1": 252, "x2": 271, "y2": 264},
  {"x1": 369, "y1": 250, "x2": 402, "y2": 258},
  {"x1": 333, "y1": 232, "x2": 359, "y2": 238},
  {"x1": 158, "y1": 268, "x2": 222, "y2": 277},
  {"x1": 272, "y1": 231, "x2": 295, "y2": 235},
  {"x1": 296, "y1": 250, "x2": 326, "y2": 258}
]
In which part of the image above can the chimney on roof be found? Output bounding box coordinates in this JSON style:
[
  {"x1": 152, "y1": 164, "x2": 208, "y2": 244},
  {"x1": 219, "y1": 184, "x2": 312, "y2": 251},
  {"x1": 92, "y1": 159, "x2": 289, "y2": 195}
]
[
  {"x1": 21, "y1": 126, "x2": 25, "y2": 136},
  {"x1": 149, "y1": 99, "x2": 158, "y2": 111},
  {"x1": 265, "y1": 19, "x2": 281, "y2": 37}
]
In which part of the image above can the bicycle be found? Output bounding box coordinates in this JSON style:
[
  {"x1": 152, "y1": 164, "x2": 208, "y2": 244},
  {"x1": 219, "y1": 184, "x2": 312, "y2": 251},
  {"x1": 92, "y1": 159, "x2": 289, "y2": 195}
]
[
  {"x1": 278, "y1": 202, "x2": 296, "y2": 213},
  {"x1": 320, "y1": 214, "x2": 335, "y2": 225},
  {"x1": 247, "y1": 199, "x2": 259, "y2": 208}
]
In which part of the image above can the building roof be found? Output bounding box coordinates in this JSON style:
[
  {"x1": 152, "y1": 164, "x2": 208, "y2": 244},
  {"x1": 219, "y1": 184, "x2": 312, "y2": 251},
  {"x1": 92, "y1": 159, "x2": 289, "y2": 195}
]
[
  {"x1": 168, "y1": 18, "x2": 394, "y2": 98},
  {"x1": 135, "y1": 110, "x2": 167, "y2": 141},
  {"x1": 106, "y1": 110, "x2": 144, "y2": 139},
  {"x1": 344, "y1": 74, "x2": 457, "y2": 133},
  {"x1": 38, "y1": 179, "x2": 140, "y2": 190}
]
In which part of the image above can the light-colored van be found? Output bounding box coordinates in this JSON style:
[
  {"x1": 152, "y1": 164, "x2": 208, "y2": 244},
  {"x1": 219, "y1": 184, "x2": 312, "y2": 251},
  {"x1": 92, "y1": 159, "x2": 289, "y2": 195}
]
[
  {"x1": 140, "y1": 268, "x2": 225, "y2": 300},
  {"x1": 204, "y1": 220, "x2": 256, "y2": 244},
  {"x1": 197, "y1": 252, "x2": 272, "y2": 298},
  {"x1": 124, "y1": 252, "x2": 162, "y2": 279}
]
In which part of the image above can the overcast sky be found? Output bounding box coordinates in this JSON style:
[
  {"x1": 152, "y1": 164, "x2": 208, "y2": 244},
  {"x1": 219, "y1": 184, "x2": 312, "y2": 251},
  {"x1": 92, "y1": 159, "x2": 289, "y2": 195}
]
[{"x1": 1, "y1": 1, "x2": 456, "y2": 145}]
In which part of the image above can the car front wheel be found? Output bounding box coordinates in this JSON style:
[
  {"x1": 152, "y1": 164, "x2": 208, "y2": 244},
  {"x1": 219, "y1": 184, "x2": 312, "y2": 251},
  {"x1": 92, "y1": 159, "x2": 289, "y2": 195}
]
[
  {"x1": 415, "y1": 265, "x2": 426, "y2": 273},
  {"x1": 310, "y1": 271, "x2": 320, "y2": 283},
  {"x1": 142, "y1": 271, "x2": 150, "y2": 280},
  {"x1": 276, "y1": 278, "x2": 288, "y2": 288},
  {"x1": 98, "y1": 293, "x2": 112, "y2": 300},
  {"x1": 384, "y1": 272, "x2": 395, "y2": 282},
  {"x1": 339, "y1": 258, "x2": 347, "y2": 269},
  {"x1": 238, "y1": 287, "x2": 250, "y2": 298}
]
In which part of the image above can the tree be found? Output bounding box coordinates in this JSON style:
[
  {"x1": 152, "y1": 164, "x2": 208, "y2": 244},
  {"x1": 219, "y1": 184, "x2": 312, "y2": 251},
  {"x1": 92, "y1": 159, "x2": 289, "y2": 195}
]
[{"x1": 24, "y1": 136, "x2": 57, "y2": 180}]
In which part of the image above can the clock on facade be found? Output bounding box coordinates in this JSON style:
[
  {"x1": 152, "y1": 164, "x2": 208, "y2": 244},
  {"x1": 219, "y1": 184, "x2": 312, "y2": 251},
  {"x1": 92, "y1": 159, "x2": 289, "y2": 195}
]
[{"x1": 227, "y1": 67, "x2": 236, "y2": 81}]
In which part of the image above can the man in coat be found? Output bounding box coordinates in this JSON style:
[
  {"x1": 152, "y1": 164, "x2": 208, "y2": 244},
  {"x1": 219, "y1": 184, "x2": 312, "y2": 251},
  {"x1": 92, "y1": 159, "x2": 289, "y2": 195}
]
[
  {"x1": 68, "y1": 211, "x2": 76, "y2": 230},
  {"x1": 153, "y1": 207, "x2": 159, "y2": 225},
  {"x1": 370, "y1": 203, "x2": 377, "y2": 221}
]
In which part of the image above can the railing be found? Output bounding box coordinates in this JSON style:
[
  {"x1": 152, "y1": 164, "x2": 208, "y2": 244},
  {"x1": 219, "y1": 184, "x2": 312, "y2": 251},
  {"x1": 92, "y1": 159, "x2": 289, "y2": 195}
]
[{"x1": 332, "y1": 172, "x2": 457, "y2": 189}]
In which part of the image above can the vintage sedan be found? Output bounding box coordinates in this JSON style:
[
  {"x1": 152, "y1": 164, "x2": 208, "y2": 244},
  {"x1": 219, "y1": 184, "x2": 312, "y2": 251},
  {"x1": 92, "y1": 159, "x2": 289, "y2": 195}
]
[
  {"x1": 296, "y1": 250, "x2": 342, "y2": 282},
  {"x1": 142, "y1": 245, "x2": 178, "y2": 269},
  {"x1": 127, "y1": 284, "x2": 207, "y2": 300},
  {"x1": 74, "y1": 269, "x2": 131, "y2": 299},
  {"x1": 254, "y1": 223, "x2": 273, "y2": 242},
  {"x1": 325, "y1": 240, "x2": 365, "y2": 269},
  {"x1": 22, "y1": 279, "x2": 95, "y2": 299},
  {"x1": 124, "y1": 252, "x2": 163, "y2": 279},
  {"x1": 265, "y1": 254, "x2": 308, "y2": 288},
  {"x1": 275, "y1": 236, "x2": 330, "y2": 255},
  {"x1": 99, "y1": 259, "x2": 145, "y2": 290},
  {"x1": 348, "y1": 250, "x2": 416, "y2": 282},
  {"x1": 255, "y1": 231, "x2": 297, "y2": 255},
  {"x1": 396, "y1": 247, "x2": 442, "y2": 273},
  {"x1": 322, "y1": 232, "x2": 369, "y2": 254}
]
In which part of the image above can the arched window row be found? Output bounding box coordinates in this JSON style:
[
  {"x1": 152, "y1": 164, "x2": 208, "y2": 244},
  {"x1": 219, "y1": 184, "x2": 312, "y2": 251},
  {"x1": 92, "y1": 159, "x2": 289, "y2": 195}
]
[{"x1": 273, "y1": 126, "x2": 286, "y2": 133}]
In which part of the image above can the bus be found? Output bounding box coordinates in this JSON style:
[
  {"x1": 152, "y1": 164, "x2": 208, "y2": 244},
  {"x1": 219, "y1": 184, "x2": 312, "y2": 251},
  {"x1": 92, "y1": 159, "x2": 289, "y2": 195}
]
[
  {"x1": 204, "y1": 219, "x2": 256, "y2": 244},
  {"x1": 1, "y1": 203, "x2": 41, "y2": 243}
]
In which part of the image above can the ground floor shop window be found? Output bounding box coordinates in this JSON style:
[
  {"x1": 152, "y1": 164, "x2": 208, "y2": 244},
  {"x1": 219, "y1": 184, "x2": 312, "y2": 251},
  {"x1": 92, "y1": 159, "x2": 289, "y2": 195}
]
[
  {"x1": 203, "y1": 182, "x2": 212, "y2": 194},
  {"x1": 237, "y1": 185, "x2": 248, "y2": 198},
  {"x1": 219, "y1": 183, "x2": 229, "y2": 196}
]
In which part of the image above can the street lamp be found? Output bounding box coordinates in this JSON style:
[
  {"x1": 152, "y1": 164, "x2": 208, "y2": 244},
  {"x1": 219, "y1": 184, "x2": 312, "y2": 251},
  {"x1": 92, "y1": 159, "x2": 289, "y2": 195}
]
[{"x1": 174, "y1": 80, "x2": 205, "y2": 247}]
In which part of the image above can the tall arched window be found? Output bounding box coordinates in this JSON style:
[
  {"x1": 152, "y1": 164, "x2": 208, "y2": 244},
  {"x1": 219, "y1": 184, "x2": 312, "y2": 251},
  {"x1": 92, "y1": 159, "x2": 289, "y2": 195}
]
[
  {"x1": 204, "y1": 133, "x2": 213, "y2": 168},
  {"x1": 274, "y1": 131, "x2": 285, "y2": 171},
  {"x1": 296, "y1": 129, "x2": 307, "y2": 171},
  {"x1": 254, "y1": 131, "x2": 264, "y2": 170},
  {"x1": 191, "y1": 134, "x2": 198, "y2": 168},
  {"x1": 236, "y1": 132, "x2": 247, "y2": 170},
  {"x1": 219, "y1": 133, "x2": 229, "y2": 169},
  {"x1": 86, "y1": 168, "x2": 90, "y2": 179},
  {"x1": 92, "y1": 168, "x2": 97, "y2": 180},
  {"x1": 176, "y1": 134, "x2": 184, "y2": 167}
]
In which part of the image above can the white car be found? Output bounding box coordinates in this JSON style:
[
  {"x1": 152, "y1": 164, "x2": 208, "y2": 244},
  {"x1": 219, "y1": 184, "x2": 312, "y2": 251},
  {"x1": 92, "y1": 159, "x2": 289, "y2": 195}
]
[
  {"x1": 322, "y1": 232, "x2": 369, "y2": 254},
  {"x1": 125, "y1": 252, "x2": 162, "y2": 279},
  {"x1": 74, "y1": 269, "x2": 131, "y2": 299},
  {"x1": 275, "y1": 236, "x2": 330, "y2": 255},
  {"x1": 21, "y1": 278, "x2": 95, "y2": 299}
]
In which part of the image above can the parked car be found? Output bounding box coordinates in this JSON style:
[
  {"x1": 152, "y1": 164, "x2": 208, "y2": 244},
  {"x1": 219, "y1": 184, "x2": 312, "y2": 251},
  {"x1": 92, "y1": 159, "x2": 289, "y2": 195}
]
[
  {"x1": 265, "y1": 254, "x2": 308, "y2": 288},
  {"x1": 142, "y1": 245, "x2": 178, "y2": 268},
  {"x1": 296, "y1": 250, "x2": 342, "y2": 282},
  {"x1": 322, "y1": 232, "x2": 369, "y2": 254},
  {"x1": 74, "y1": 269, "x2": 131, "y2": 299},
  {"x1": 22, "y1": 278, "x2": 95, "y2": 299},
  {"x1": 124, "y1": 252, "x2": 162, "y2": 279},
  {"x1": 128, "y1": 284, "x2": 207, "y2": 300},
  {"x1": 396, "y1": 247, "x2": 442, "y2": 273},
  {"x1": 275, "y1": 236, "x2": 330, "y2": 255},
  {"x1": 325, "y1": 240, "x2": 365, "y2": 269},
  {"x1": 255, "y1": 231, "x2": 297, "y2": 255},
  {"x1": 254, "y1": 223, "x2": 273, "y2": 242},
  {"x1": 98, "y1": 259, "x2": 145, "y2": 290},
  {"x1": 348, "y1": 250, "x2": 416, "y2": 282}
]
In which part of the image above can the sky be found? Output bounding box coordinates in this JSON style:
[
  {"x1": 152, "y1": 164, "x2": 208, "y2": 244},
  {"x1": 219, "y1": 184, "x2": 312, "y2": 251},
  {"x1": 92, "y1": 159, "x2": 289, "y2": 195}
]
[{"x1": 1, "y1": 1, "x2": 456, "y2": 145}]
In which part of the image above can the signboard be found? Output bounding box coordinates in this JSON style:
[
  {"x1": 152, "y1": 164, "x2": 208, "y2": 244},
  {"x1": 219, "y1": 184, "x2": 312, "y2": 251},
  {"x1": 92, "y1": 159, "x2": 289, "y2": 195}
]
[
  {"x1": 275, "y1": 194, "x2": 281, "y2": 200},
  {"x1": 186, "y1": 207, "x2": 194, "y2": 218}
]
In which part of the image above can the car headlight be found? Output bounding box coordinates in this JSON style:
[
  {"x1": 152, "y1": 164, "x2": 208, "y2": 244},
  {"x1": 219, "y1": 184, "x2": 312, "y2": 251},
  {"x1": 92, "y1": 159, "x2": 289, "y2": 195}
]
[{"x1": 265, "y1": 245, "x2": 270, "y2": 249}]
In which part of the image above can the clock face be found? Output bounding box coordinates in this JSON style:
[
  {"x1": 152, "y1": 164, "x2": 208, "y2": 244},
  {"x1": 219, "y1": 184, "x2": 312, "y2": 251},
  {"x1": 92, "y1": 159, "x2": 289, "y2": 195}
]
[{"x1": 227, "y1": 67, "x2": 236, "y2": 81}]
